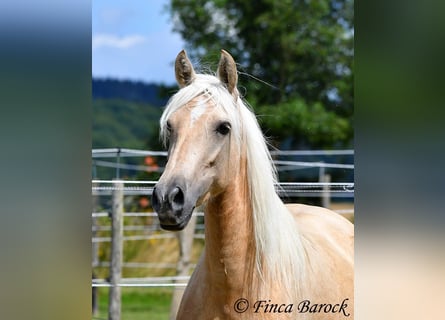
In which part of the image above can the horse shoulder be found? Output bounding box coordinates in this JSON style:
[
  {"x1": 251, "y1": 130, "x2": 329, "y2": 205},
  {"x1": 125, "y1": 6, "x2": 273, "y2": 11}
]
[{"x1": 286, "y1": 203, "x2": 353, "y2": 255}]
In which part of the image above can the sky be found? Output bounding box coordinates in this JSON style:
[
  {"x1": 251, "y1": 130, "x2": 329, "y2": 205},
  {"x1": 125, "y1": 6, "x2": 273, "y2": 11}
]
[{"x1": 92, "y1": 0, "x2": 184, "y2": 85}]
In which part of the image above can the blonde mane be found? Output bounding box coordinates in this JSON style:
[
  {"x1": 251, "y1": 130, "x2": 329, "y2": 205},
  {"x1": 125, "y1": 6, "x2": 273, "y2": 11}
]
[{"x1": 160, "y1": 74, "x2": 307, "y2": 298}]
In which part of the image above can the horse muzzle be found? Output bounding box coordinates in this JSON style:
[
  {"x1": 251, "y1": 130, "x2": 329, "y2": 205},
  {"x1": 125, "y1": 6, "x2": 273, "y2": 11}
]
[{"x1": 152, "y1": 183, "x2": 194, "y2": 231}]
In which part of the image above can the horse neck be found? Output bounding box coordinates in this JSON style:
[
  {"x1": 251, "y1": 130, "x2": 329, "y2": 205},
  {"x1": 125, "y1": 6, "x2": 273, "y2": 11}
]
[{"x1": 203, "y1": 155, "x2": 257, "y2": 295}]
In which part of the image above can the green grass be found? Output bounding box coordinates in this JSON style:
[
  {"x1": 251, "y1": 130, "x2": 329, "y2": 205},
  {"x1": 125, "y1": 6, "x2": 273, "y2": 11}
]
[{"x1": 93, "y1": 287, "x2": 173, "y2": 320}]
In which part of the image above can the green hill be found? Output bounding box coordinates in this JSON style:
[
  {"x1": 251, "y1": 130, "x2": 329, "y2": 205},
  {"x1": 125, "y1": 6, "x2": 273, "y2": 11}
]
[
  {"x1": 92, "y1": 98, "x2": 163, "y2": 150},
  {"x1": 92, "y1": 78, "x2": 170, "y2": 106},
  {"x1": 92, "y1": 78, "x2": 177, "y2": 150}
]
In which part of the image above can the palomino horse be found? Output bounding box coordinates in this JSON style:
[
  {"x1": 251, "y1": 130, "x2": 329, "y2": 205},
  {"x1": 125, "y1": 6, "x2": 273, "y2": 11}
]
[{"x1": 152, "y1": 50, "x2": 353, "y2": 319}]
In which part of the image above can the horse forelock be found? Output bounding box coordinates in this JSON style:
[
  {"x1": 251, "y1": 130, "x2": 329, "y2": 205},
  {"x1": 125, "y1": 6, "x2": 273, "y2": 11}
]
[{"x1": 160, "y1": 74, "x2": 241, "y2": 147}]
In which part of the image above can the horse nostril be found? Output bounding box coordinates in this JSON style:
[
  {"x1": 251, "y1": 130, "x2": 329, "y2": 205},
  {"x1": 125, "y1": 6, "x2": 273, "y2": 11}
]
[
  {"x1": 151, "y1": 187, "x2": 161, "y2": 212},
  {"x1": 152, "y1": 185, "x2": 185, "y2": 214},
  {"x1": 169, "y1": 186, "x2": 184, "y2": 211}
]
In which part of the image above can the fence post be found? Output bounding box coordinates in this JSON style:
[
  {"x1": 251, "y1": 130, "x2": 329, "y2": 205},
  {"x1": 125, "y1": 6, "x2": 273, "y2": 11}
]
[
  {"x1": 321, "y1": 174, "x2": 331, "y2": 209},
  {"x1": 169, "y1": 213, "x2": 198, "y2": 320},
  {"x1": 115, "y1": 148, "x2": 121, "y2": 179},
  {"x1": 108, "y1": 180, "x2": 123, "y2": 320},
  {"x1": 92, "y1": 182, "x2": 99, "y2": 316}
]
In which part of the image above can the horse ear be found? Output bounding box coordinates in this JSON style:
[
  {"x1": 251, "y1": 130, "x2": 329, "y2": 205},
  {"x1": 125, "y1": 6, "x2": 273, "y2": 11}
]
[
  {"x1": 175, "y1": 50, "x2": 196, "y2": 88},
  {"x1": 217, "y1": 49, "x2": 238, "y2": 96}
]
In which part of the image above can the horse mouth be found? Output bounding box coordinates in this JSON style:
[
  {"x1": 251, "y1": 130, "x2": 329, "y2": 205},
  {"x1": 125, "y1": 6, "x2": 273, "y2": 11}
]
[
  {"x1": 158, "y1": 209, "x2": 194, "y2": 231},
  {"x1": 160, "y1": 222, "x2": 187, "y2": 231}
]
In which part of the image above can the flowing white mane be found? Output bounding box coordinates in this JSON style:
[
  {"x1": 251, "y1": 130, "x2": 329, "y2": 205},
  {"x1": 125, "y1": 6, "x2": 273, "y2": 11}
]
[{"x1": 160, "y1": 74, "x2": 306, "y2": 298}]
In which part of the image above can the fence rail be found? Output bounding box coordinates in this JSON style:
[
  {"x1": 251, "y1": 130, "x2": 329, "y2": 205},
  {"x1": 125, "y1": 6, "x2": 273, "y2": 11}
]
[
  {"x1": 92, "y1": 148, "x2": 354, "y2": 158},
  {"x1": 92, "y1": 180, "x2": 354, "y2": 198},
  {"x1": 92, "y1": 148, "x2": 354, "y2": 178},
  {"x1": 93, "y1": 276, "x2": 190, "y2": 288}
]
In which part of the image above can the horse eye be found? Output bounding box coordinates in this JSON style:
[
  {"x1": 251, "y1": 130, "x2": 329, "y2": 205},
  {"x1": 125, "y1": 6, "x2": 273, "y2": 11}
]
[
  {"x1": 216, "y1": 121, "x2": 231, "y2": 136},
  {"x1": 166, "y1": 121, "x2": 173, "y2": 132}
]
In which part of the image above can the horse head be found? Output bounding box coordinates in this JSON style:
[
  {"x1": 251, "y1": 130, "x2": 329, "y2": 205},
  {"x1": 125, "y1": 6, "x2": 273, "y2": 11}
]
[{"x1": 152, "y1": 50, "x2": 240, "y2": 231}]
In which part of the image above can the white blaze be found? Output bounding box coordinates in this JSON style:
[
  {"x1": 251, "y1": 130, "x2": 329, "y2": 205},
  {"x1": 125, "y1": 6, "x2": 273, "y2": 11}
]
[{"x1": 190, "y1": 97, "x2": 208, "y2": 126}]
